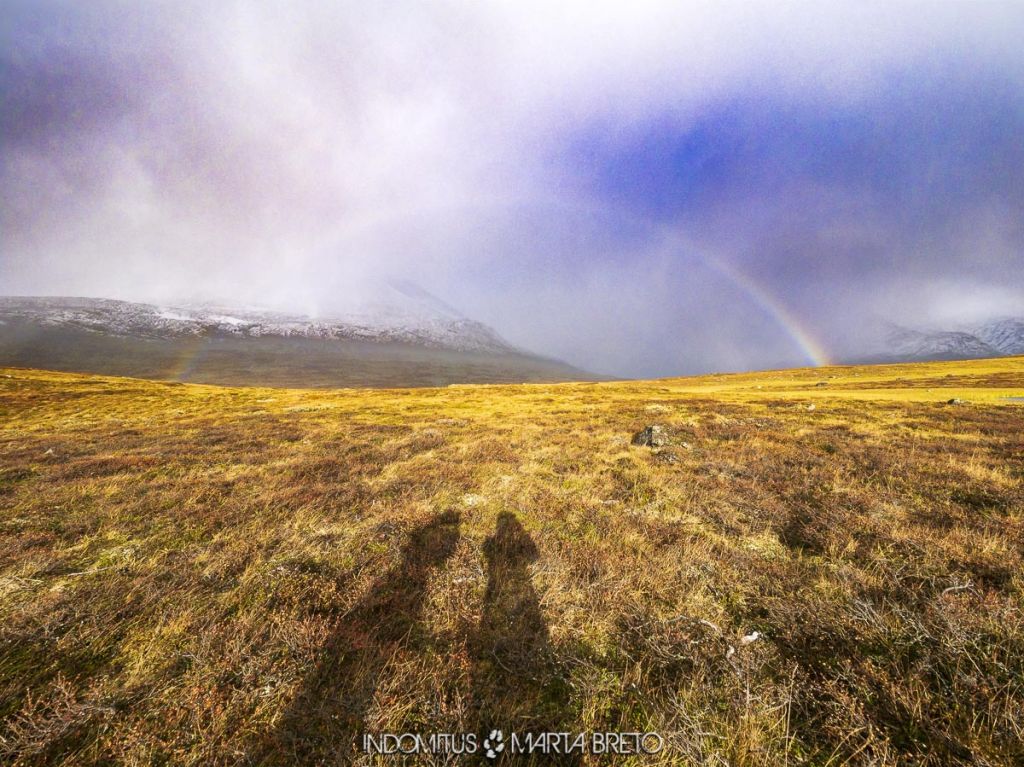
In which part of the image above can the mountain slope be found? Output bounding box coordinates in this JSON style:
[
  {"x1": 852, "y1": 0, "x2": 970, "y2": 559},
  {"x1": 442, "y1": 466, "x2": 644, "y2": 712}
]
[
  {"x1": 864, "y1": 317, "x2": 1024, "y2": 364},
  {"x1": 0, "y1": 293, "x2": 512, "y2": 352},
  {"x1": 884, "y1": 325, "x2": 1000, "y2": 361},
  {"x1": 973, "y1": 317, "x2": 1024, "y2": 355},
  {"x1": 0, "y1": 295, "x2": 594, "y2": 387}
]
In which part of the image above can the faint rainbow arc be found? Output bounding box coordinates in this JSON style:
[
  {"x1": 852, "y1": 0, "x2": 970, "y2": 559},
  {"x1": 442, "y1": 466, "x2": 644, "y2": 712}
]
[
  {"x1": 701, "y1": 254, "x2": 832, "y2": 368},
  {"x1": 218, "y1": 194, "x2": 834, "y2": 372},
  {"x1": 165, "y1": 334, "x2": 207, "y2": 382},
  {"x1": 596, "y1": 207, "x2": 833, "y2": 369}
]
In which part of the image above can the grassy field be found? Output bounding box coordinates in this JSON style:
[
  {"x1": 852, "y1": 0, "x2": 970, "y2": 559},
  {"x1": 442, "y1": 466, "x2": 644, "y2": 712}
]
[{"x1": 1, "y1": 357, "x2": 1022, "y2": 765}]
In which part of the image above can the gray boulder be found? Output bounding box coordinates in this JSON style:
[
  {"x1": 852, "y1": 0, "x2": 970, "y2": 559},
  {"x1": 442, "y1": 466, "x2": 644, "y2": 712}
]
[{"x1": 632, "y1": 425, "x2": 668, "y2": 447}]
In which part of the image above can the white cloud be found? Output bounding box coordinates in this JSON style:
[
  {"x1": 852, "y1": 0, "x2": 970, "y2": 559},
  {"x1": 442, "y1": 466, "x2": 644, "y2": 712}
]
[{"x1": 3, "y1": 1, "x2": 1023, "y2": 373}]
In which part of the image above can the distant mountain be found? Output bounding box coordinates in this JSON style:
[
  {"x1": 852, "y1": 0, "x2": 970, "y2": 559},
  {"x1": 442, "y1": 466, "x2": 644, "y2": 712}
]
[
  {"x1": 0, "y1": 293, "x2": 596, "y2": 388},
  {"x1": 972, "y1": 318, "x2": 1024, "y2": 355},
  {"x1": 876, "y1": 317, "x2": 1024, "y2": 363},
  {"x1": 884, "y1": 326, "x2": 999, "y2": 361},
  {"x1": 0, "y1": 287, "x2": 512, "y2": 353}
]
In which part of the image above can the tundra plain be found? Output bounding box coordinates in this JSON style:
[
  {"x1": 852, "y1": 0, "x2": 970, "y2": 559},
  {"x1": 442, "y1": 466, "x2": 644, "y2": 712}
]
[{"x1": 0, "y1": 358, "x2": 1022, "y2": 765}]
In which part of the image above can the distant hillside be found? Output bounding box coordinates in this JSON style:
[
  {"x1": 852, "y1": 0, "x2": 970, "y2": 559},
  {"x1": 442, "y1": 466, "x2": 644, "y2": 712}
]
[
  {"x1": 884, "y1": 325, "x2": 1000, "y2": 361},
  {"x1": 0, "y1": 296, "x2": 595, "y2": 387},
  {"x1": 972, "y1": 317, "x2": 1024, "y2": 355},
  {"x1": 860, "y1": 317, "x2": 1024, "y2": 364}
]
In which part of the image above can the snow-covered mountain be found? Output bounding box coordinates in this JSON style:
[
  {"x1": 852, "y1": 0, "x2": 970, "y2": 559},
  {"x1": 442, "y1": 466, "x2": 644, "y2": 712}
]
[
  {"x1": 0, "y1": 284, "x2": 513, "y2": 354},
  {"x1": 972, "y1": 318, "x2": 1024, "y2": 355},
  {"x1": 884, "y1": 326, "x2": 999, "y2": 361},
  {"x1": 0, "y1": 288, "x2": 595, "y2": 387},
  {"x1": 880, "y1": 317, "x2": 1024, "y2": 362}
]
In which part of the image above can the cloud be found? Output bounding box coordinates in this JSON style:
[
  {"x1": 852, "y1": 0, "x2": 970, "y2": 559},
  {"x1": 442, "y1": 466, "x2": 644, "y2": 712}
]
[{"x1": 2, "y1": 1, "x2": 1023, "y2": 375}]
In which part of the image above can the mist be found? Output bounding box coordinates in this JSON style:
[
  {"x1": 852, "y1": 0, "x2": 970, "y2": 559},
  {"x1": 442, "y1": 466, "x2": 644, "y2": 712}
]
[{"x1": 3, "y1": 1, "x2": 1023, "y2": 377}]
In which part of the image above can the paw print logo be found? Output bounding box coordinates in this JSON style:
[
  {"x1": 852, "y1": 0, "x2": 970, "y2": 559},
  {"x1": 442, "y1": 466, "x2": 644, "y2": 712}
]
[{"x1": 483, "y1": 729, "x2": 505, "y2": 759}]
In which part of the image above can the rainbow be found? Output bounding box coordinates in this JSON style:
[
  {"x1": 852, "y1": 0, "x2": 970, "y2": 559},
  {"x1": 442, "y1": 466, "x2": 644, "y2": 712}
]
[
  {"x1": 291, "y1": 195, "x2": 836, "y2": 371},
  {"x1": 165, "y1": 334, "x2": 209, "y2": 382},
  {"x1": 702, "y1": 254, "x2": 832, "y2": 367},
  {"x1": 561, "y1": 200, "x2": 833, "y2": 368},
  {"x1": 559, "y1": 199, "x2": 834, "y2": 369}
]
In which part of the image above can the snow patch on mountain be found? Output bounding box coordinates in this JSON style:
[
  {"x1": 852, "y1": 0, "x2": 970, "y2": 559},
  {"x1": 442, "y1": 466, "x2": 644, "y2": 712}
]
[
  {"x1": 971, "y1": 318, "x2": 1024, "y2": 355},
  {"x1": 0, "y1": 287, "x2": 518, "y2": 355},
  {"x1": 880, "y1": 316, "x2": 1024, "y2": 362}
]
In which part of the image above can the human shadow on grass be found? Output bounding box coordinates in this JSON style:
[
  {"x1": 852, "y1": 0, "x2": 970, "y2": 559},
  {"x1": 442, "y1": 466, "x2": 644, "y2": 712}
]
[
  {"x1": 470, "y1": 512, "x2": 575, "y2": 762},
  {"x1": 264, "y1": 511, "x2": 461, "y2": 765}
]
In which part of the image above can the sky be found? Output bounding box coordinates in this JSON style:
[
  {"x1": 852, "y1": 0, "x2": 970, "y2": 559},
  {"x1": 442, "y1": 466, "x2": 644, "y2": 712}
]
[{"x1": 2, "y1": 1, "x2": 1023, "y2": 377}]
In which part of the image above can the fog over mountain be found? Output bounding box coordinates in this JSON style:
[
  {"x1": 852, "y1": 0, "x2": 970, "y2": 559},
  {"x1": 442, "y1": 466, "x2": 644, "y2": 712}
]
[
  {"x1": 0, "y1": 293, "x2": 594, "y2": 387},
  {"x1": 3, "y1": 1, "x2": 1023, "y2": 377}
]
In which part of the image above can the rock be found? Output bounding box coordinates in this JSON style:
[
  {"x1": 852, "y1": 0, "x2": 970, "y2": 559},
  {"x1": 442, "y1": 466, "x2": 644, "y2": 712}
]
[{"x1": 632, "y1": 425, "x2": 668, "y2": 447}]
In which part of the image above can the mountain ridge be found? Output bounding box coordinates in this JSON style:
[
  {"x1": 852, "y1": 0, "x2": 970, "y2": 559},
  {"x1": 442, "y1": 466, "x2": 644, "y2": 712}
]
[
  {"x1": 0, "y1": 294, "x2": 595, "y2": 388},
  {"x1": 858, "y1": 317, "x2": 1024, "y2": 364},
  {"x1": 0, "y1": 293, "x2": 516, "y2": 355}
]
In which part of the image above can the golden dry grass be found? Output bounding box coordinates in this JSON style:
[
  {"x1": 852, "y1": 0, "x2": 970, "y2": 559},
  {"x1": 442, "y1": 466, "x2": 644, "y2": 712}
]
[{"x1": 1, "y1": 357, "x2": 1022, "y2": 765}]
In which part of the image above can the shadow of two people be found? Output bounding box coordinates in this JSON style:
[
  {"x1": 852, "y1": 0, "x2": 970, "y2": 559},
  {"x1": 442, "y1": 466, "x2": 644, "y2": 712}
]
[{"x1": 266, "y1": 511, "x2": 570, "y2": 764}]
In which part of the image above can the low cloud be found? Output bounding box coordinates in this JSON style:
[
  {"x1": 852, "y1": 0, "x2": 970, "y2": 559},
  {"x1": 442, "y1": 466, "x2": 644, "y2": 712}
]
[{"x1": 2, "y1": 1, "x2": 1023, "y2": 375}]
